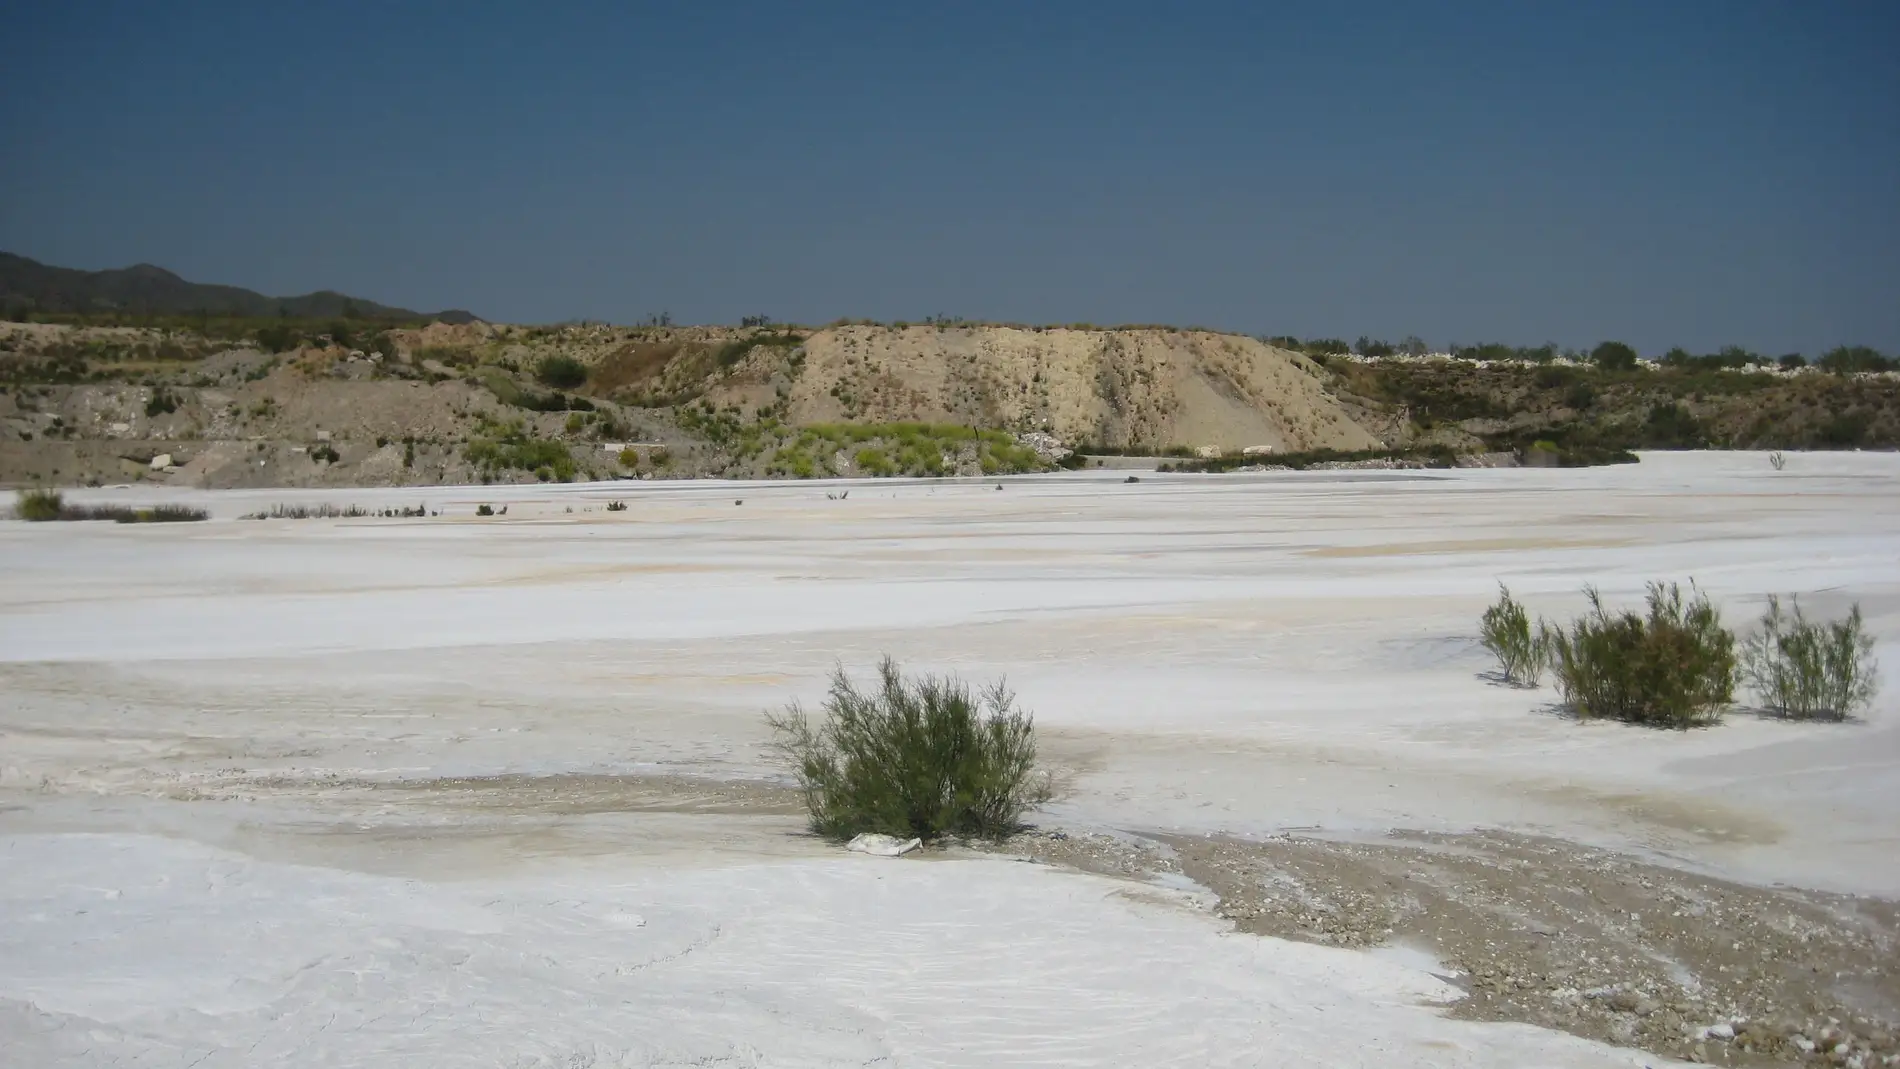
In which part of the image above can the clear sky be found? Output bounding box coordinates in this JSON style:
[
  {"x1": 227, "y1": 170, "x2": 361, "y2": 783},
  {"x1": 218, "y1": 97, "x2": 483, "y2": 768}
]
[{"x1": 4, "y1": 1, "x2": 1896, "y2": 354}]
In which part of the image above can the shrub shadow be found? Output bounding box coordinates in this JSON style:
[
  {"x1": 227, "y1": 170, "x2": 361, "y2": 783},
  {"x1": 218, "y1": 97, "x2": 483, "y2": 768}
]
[
  {"x1": 1724, "y1": 703, "x2": 1859, "y2": 725},
  {"x1": 1530, "y1": 698, "x2": 1724, "y2": 730},
  {"x1": 1475, "y1": 669, "x2": 1541, "y2": 690}
]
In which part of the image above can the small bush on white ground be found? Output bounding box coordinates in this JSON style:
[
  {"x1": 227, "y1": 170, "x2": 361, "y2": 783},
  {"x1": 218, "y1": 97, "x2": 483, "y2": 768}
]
[
  {"x1": 1741, "y1": 595, "x2": 1878, "y2": 721},
  {"x1": 1480, "y1": 584, "x2": 1545, "y2": 685},
  {"x1": 1544, "y1": 582, "x2": 1736, "y2": 728},
  {"x1": 14, "y1": 488, "x2": 62, "y2": 521},
  {"x1": 765, "y1": 658, "x2": 1050, "y2": 841}
]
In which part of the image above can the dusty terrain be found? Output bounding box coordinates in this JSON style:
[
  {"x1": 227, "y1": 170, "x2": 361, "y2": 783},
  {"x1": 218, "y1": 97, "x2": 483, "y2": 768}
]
[
  {"x1": 1, "y1": 321, "x2": 1382, "y2": 489},
  {"x1": 2, "y1": 452, "x2": 1898, "y2": 1066}
]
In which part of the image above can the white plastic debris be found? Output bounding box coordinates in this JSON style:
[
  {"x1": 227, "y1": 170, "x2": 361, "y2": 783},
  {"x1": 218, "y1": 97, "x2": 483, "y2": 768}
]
[{"x1": 846, "y1": 833, "x2": 922, "y2": 857}]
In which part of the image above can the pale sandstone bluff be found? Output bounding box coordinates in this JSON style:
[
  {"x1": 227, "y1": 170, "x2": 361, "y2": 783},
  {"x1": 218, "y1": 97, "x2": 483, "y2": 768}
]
[{"x1": 763, "y1": 325, "x2": 1382, "y2": 454}]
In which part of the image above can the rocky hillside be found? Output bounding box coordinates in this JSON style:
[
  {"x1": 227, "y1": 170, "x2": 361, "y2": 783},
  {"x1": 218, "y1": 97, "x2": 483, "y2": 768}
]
[
  {"x1": 0, "y1": 320, "x2": 1384, "y2": 489},
  {"x1": 4, "y1": 318, "x2": 1895, "y2": 490},
  {"x1": 1324, "y1": 356, "x2": 1900, "y2": 455}
]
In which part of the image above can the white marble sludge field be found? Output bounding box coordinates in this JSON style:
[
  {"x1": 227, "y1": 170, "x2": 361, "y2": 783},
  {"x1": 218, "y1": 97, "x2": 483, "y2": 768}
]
[{"x1": 2, "y1": 451, "x2": 1895, "y2": 1066}]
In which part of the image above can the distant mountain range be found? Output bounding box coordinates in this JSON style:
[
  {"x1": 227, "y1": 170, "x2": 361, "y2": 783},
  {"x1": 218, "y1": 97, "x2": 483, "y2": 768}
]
[{"x1": 0, "y1": 251, "x2": 478, "y2": 323}]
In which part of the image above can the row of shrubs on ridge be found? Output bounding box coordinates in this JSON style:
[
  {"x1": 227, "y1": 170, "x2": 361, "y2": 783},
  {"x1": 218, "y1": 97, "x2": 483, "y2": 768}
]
[
  {"x1": 1481, "y1": 583, "x2": 1878, "y2": 726},
  {"x1": 11, "y1": 489, "x2": 207, "y2": 523}
]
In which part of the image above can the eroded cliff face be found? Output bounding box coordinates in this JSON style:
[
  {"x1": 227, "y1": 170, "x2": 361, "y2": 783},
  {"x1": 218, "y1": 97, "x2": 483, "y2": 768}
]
[{"x1": 757, "y1": 325, "x2": 1379, "y2": 453}]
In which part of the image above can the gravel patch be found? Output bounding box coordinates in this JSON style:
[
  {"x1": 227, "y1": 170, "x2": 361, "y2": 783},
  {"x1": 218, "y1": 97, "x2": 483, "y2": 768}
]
[{"x1": 978, "y1": 827, "x2": 1900, "y2": 1067}]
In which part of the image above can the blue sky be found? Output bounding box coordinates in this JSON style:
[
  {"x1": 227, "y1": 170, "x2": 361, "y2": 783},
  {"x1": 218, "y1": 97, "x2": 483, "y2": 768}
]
[{"x1": 4, "y1": 1, "x2": 1896, "y2": 353}]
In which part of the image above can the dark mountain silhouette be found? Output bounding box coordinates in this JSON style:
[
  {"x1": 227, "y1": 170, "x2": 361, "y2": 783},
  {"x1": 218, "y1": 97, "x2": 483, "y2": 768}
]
[{"x1": 0, "y1": 251, "x2": 477, "y2": 323}]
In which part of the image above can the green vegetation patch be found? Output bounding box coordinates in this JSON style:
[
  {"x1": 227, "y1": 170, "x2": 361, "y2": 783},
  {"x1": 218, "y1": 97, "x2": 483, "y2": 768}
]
[
  {"x1": 799, "y1": 422, "x2": 1044, "y2": 478},
  {"x1": 465, "y1": 418, "x2": 578, "y2": 482}
]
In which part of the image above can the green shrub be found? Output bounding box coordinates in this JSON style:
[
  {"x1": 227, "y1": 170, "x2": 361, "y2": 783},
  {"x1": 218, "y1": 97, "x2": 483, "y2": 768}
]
[
  {"x1": 115, "y1": 505, "x2": 208, "y2": 523},
  {"x1": 253, "y1": 323, "x2": 304, "y2": 353},
  {"x1": 1817, "y1": 345, "x2": 1896, "y2": 375},
  {"x1": 1480, "y1": 584, "x2": 1544, "y2": 685},
  {"x1": 518, "y1": 390, "x2": 592, "y2": 413},
  {"x1": 1543, "y1": 583, "x2": 1735, "y2": 728},
  {"x1": 1591, "y1": 341, "x2": 1640, "y2": 371},
  {"x1": 765, "y1": 658, "x2": 1051, "y2": 841},
  {"x1": 145, "y1": 388, "x2": 179, "y2": 417},
  {"x1": 536, "y1": 355, "x2": 588, "y2": 389},
  {"x1": 1740, "y1": 596, "x2": 1878, "y2": 721},
  {"x1": 15, "y1": 488, "x2": 63, "y2": 521}
]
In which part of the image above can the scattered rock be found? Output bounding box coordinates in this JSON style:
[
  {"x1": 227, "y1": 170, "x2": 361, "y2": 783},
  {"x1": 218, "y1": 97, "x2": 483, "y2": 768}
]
[
  {"x1": 1014, "y1": 431, "x2": 1070, "y2": 461},
  {"x1": 845, "y1": 833, "x2": 921, "y2": 857}
]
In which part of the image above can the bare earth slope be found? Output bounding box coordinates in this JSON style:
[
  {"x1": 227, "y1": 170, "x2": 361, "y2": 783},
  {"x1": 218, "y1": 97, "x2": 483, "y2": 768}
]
[{"x1": 775, "y1": 325, "x2": 1381, "y2": 453}]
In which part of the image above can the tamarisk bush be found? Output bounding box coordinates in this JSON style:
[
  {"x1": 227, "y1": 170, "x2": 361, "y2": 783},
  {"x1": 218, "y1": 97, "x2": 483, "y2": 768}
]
[
  {"x1": 1741, "y1": 596, "x2": 1878, "y2": 721},
  {"x1": 1543, "y1": 583, "x2": 1736, "y2": 728},
  {"x1": 766, "y1": 658, "x2": 1050, "y2": 841},
  {"x1": 1480, "y1": 584, "x2": 1545, "y2": 685}
]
